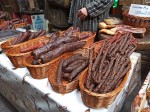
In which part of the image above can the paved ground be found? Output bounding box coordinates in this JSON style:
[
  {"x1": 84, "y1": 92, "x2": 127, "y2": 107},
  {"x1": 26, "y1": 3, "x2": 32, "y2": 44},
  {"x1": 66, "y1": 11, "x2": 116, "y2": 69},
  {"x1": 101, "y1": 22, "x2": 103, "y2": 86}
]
[{"x1": 0, "y1": 94, "x2": 17, "y2": 112}]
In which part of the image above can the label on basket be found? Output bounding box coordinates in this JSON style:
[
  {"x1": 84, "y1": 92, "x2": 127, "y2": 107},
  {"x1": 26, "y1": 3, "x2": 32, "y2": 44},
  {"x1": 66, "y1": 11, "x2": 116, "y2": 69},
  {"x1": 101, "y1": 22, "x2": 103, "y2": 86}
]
[{"x1": 129, "y1": 4, "x2": 150, "y2": 17}]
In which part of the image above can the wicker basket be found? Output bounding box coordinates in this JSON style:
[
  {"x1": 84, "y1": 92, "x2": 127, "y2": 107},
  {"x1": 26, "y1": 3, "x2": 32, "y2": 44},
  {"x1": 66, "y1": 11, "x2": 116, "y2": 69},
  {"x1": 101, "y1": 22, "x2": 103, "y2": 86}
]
[
  {"x1": 147, "y1": 86, "x2": 150, "y2": 96},
  {"x1": 79, "y1": 67, "x2": 130, "y2": 108},
  {"x1": 5, "y1": 37, "x2": 49, "y2": 68},
  {"x1": 141, "y1": 107, "x2": 150, "y2": 112},
  {"x1": 0, "y1": 36, "x2": 46, "y2": 51},
  {"x1": 14, "y1": 23, "x2": 27, "y2": 29},
  {"x1": 48, "y1": 48, "x2": 89, "y2": 94},
  {"x1": 24, "y1": 47, "x2": 89, "y2": 80},
  {"x1": 123, "y1": 10, "x2": 150, "y2": 28},
  {"x1": 79, "y1": 41, "x2": 131, "y2": 108}
]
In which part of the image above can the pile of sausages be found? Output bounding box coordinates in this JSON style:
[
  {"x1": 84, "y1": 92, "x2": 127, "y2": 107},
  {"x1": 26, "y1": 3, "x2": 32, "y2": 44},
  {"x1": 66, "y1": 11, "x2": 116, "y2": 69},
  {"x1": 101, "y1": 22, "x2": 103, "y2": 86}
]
[
  {"x1": 31, "y1": 29, "x2": 85, "y2": 65},
  {"x1": 85, "y1": 31, "x2": 138, "y2": 94},
  {"x1": 0, "y1": 18, "x2": 27, "y2": 31},
  {"x1": 13, "y1": 30, "x2": 46, "y2": 45},
  {"x1": 57, "y1": 53, "x2": 88, "y2": 84}
]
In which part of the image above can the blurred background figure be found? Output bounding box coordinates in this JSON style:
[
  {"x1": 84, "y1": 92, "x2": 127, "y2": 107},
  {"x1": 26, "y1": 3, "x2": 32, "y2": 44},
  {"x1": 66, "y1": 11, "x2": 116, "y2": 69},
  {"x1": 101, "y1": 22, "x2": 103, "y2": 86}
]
[{"x1": 44, "y1": 0, "x2": 71, "y2": 33}]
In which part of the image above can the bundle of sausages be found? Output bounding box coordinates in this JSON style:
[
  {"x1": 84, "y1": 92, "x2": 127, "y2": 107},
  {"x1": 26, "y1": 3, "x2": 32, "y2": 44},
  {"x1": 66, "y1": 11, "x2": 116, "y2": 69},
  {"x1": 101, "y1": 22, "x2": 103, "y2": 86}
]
[
  {"x1": 12, "y1": 30, "x2": 46, "y2": 45},
  {"x1": 57, "y1": 53, "x2": 88, "y2": 84},
  {"x1": 0, "y1": 18, "x2": 27, "y2": 31},
  {"x1": 85, "y1": 31, "x2": 138, "y2": 94},
  {"x1": 31, "y1": 29, "x2": 86, "y2": 65}
]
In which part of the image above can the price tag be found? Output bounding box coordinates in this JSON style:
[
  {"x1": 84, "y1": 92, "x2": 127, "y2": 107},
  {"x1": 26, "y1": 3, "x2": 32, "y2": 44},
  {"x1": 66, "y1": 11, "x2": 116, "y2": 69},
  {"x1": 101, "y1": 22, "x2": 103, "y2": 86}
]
[{"x1": 129, "y1": 4, "x2": 150, "y2": 17}]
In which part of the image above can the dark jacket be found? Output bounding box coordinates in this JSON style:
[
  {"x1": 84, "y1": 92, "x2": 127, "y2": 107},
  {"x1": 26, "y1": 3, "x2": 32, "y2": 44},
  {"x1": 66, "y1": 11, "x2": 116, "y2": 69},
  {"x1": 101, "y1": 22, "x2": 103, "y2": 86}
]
[
  {"x1": 68, "y1": 0, "x2": 114, "y2": 32},
  {"x1": 44, "y1": 0, "x2": 70, "y2": 28}
]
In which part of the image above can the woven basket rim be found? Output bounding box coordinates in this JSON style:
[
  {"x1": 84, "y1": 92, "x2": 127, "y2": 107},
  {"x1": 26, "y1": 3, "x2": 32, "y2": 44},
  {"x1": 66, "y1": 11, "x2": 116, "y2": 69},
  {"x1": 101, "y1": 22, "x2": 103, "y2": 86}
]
[
  {"x1": 81, "y1": 32, "x2": 96, "y2": 41},
  {"x1": 49, "y1": 76, "x2": 79, "y2": 86},
  {"x1": 79, "y1": 63, "x2": 131, "y2": 97},
  {"x1": 1, "y1": 38, "x2": 16, "y2": 49},
  {"x1": 5, "y1": 46, "x2": 31, "y2": 57},
  {"x1": 5, "y1": 37, "x2": 48, "y2": 57},
  {"x1": 1, "y1": 36, "x2": 46, "y2": 50}
]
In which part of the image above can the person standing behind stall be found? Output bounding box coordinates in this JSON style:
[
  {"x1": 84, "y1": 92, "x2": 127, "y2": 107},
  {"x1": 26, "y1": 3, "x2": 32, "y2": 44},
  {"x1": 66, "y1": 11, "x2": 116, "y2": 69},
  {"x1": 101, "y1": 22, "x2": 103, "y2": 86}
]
[
  {"x1": 44, "y1": 0, "x2": 71, "y2": 32},
  {"x1": 68, "y1": 0, "x2": 114, "y2": 33}
]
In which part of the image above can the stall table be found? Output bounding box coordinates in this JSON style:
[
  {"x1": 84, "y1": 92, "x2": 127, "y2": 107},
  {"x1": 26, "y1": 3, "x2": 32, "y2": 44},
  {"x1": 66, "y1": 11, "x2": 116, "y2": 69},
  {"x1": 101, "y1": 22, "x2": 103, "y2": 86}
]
[{"x1": 0, "y1": 50, "x2": 141, "y2": 112}]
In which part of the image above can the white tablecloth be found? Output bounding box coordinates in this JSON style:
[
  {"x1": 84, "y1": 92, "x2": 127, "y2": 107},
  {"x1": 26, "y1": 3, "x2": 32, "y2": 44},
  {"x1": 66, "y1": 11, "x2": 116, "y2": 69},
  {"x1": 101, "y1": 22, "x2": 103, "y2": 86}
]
[{"x1": 0, "y1": 52, "x2": 141, "y2": 112}]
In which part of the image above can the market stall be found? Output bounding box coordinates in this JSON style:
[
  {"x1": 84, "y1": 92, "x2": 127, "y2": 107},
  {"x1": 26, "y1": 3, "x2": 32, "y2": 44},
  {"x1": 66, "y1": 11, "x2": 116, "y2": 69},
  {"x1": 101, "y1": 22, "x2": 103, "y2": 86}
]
[{"x1": 1, "y1": 0, "x2": 149, "y2": 112}]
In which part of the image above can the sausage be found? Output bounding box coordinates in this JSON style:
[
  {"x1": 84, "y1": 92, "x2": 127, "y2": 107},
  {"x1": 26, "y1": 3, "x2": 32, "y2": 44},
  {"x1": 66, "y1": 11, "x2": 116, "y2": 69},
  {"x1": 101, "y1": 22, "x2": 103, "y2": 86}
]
[
  {"x1": 62, "y1": 27, "x2": 73, "y2": 36},
  {"x1": 12, "y1": 33, "x2": 23, "y2": 45},
  {"x1": 48, "y1": 32, "x2": 59, "y2": 44},
  {"x1": 86, "y1": 46, "x2": 94, "y2": 89},
  {"x1": 32, "y1": 36, "x2": 79, "y2": 59},
  {"x1": 62, "y1": 53, "x2": 82, "y2": 68},
  {"x1": 37, "y1": 30, "x2": 46, "y2": 37},
  {"x1": 69, "y1": 59, "x2": 88, "y2": 81},
  {"x1": 32, "y1": 60, "x2": 39, "y2": 65},
  {"x1": 28, "y1": 32, "x2": 36, "y2": 40},
  {"x1": 34, "y1": 30, "x2": 43, "y2": 38},
  {"x1": 11, "y1": 18, "x2": 20, "y2": 25},
  {"x1": 39, "y1": 41, "x2": 85, "y2": 64},
  {"x1": 63, "y1": 73, "x2": 70, "y2": 80},
  {"x1": 57, "y1": 59, "x2": 64, "y2": 84},
  {"x1": 20, "y1": 42, "x2": 45, "y2": 53},
  {"x1": 13, "y1": 32, "x2": 30, "y2": 45},
  {"x1": 64, "y1": 60, "x2": 85, "y2": 73}
]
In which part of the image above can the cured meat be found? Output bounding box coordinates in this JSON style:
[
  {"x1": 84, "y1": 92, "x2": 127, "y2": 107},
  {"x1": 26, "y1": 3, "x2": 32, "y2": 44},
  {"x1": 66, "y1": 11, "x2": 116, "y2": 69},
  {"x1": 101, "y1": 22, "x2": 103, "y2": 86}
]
[
  {"x1": 84, "y1": 32, "x2": 137, "y2": 94},
  {"x1": 20, "y1": 42, "x2": 45, "y2": 53},
  {"x1": 34, "y1": 30, "x2": 43, "y2": 38},
  {"x1": 39, "y1": 41, "x2": 85, "y2": 64},
  {"x1": 62, "y1": 27, "x2": 80, "y2": 36},
  {"x1": 63, "y1": 53, "x2": 82, "y2": 68},
  {"x1": 28, "y1": 32, "x2": 36, "y2": 40},
  {"x1": 32, "y1": 36, "x2": 79, "y2": 59},
  {"x1": 13, "y1": 31, "x2": 30, "y2": 45},
  {"x1": 69, "y1": 59, "x2": 88, "y2": 81},
  {"x1": 38, "y1": 30, "x2": 46, "y2": 37},
  {"x1": 64, "y1": 60, "x2": 85, "y2": 73},
  {"x1": 86, "y1": 46, "x2": 94, "y2": 89},
  {"x1": 63, "y1": 73, "x2": 70, "y2": 80},
  {"x1": 57, "y1": 59, "x2": 64, "y2": 84},
  {"x1": 48, "y1": 32, "x2": 59, "y2": 44}
]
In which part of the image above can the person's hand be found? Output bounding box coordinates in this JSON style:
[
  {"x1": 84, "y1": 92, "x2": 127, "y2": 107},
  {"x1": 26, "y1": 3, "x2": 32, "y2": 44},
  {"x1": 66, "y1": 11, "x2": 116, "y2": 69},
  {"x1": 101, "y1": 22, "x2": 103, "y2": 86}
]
[{"x1": 77, "y1": 7, "x2": 88, "y2": 20}]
